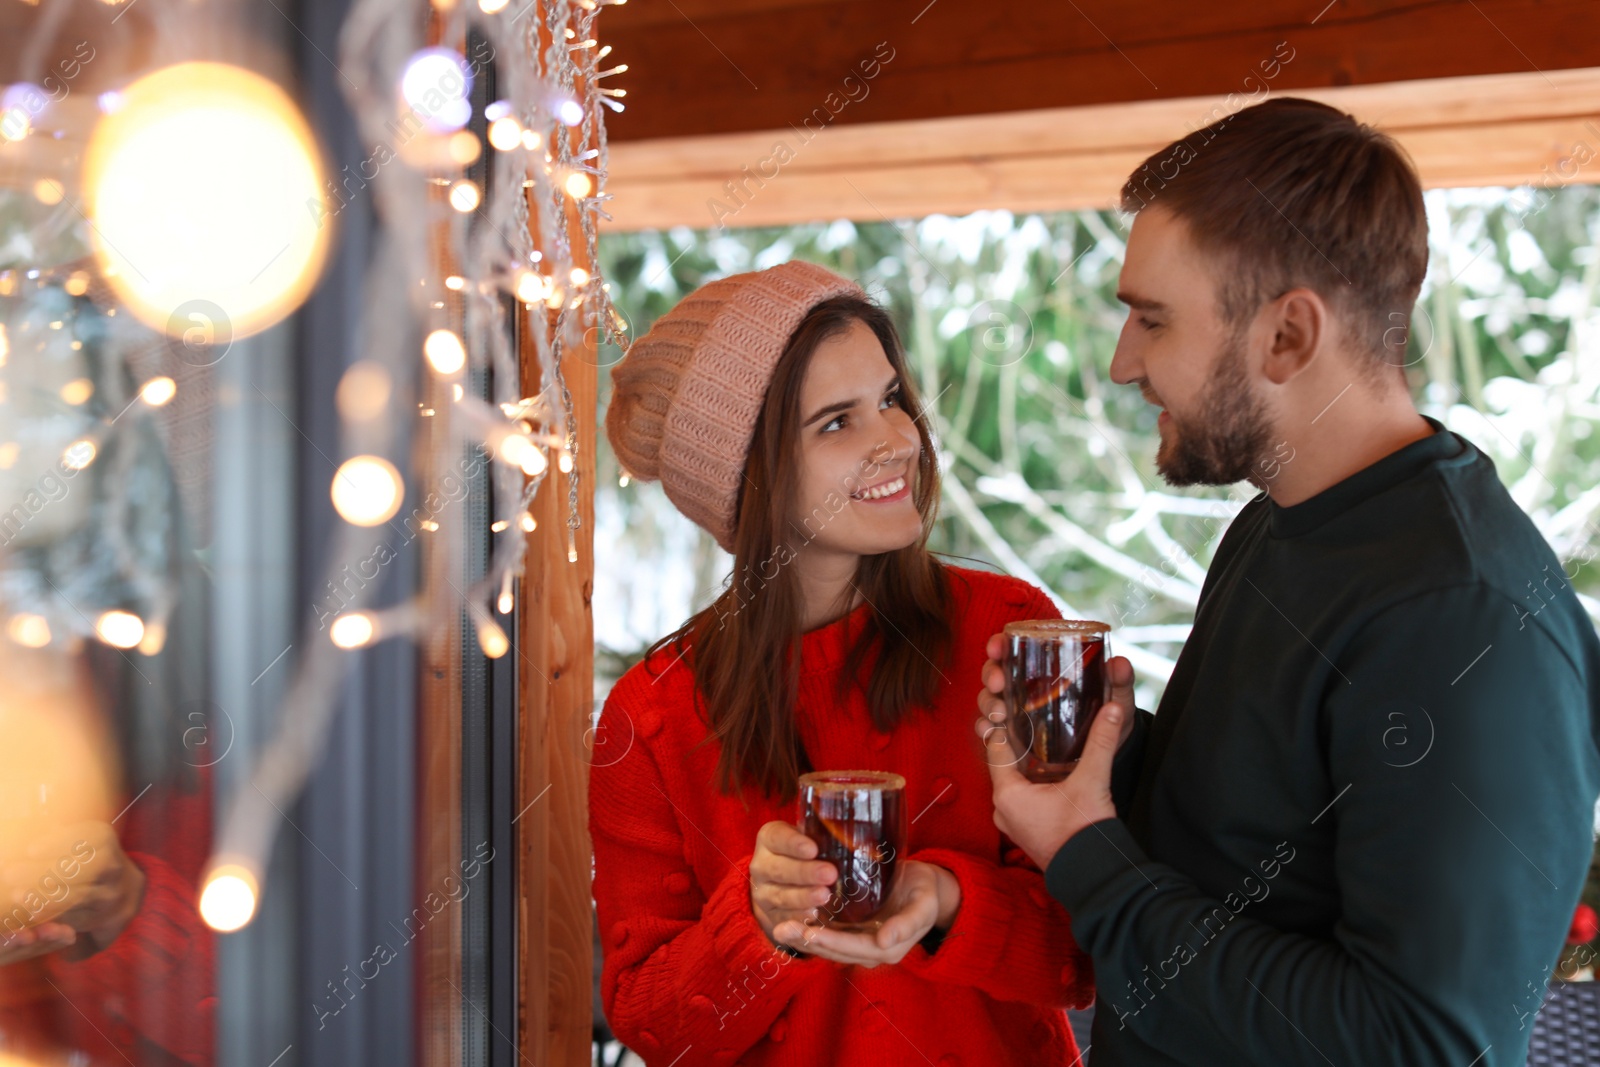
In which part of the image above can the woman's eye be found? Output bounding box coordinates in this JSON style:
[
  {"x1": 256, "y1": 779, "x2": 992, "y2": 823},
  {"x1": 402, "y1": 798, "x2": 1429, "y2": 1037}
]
[
  {"x1": 1138, "y1": 316, "x2": 1162, "y2": 331},
  {"x1": 881, "y1": 389, "x2": 901, "y2": 410},
  {"x1": 822, "y1": 415, "x2": 846, "y2": 433}
]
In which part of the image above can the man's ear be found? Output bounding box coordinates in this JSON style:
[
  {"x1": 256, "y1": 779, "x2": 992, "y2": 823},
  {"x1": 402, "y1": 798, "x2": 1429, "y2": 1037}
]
[{"x1": 1259, "y1": 288, "x2": 1325, "y2": 385}]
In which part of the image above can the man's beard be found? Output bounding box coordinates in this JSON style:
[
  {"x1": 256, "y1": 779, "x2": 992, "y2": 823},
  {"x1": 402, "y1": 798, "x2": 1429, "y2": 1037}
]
[{"x1": 1155, "y1": 330, "x2": 1275, "y2": 487}]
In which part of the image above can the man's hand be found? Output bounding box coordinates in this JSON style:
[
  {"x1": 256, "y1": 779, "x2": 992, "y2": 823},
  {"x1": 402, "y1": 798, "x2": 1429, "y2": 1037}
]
[
  {"x1": 976, "y1": 632, "x2": 1140, "y2": 765},
  {"x1": 771, "y1": 860, "x2": 958, "y2": 968},
  {"x1": 974, "y1": 631, "x2": 1139, "y2": 870}
]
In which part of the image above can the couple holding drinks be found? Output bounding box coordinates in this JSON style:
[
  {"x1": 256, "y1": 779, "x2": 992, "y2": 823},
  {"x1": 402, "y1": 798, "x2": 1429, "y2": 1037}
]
[{"x1": 589, "y1": 97, "x2": 1600, "y2": 1067}]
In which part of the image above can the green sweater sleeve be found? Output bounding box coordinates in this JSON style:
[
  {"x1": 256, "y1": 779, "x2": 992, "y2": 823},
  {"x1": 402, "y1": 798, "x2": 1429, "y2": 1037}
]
[{"x1": 1046, "y1": 583, "x2": 1599, "y2": 1066}]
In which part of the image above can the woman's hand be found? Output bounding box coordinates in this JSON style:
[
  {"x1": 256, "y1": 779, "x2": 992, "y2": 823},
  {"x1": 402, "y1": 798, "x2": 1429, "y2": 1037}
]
[
  {"x1": 770, "y1": 860, "x2": 959, "y2": 968},
  {"x1": 2, "y1": 821, "x2": 146, "y2": 963},
  {"x1": 0, "y1": 921, "x2": 79, "y2": 966},
  {"x1": 749, "y1": 821, "x2": 837, "y2": 942}
]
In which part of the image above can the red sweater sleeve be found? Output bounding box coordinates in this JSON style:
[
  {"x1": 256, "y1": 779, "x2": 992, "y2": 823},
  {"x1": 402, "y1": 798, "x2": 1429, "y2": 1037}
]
[
  {"x1": 898, "y1": 842, "x2": 1095, "y2": 1009},
  {"x1": 591, "y1": 700, "x2": 830, "y2": 1065},
  {"x1": 44, "y1": 849, "x2": 215, "y2": 1065}
]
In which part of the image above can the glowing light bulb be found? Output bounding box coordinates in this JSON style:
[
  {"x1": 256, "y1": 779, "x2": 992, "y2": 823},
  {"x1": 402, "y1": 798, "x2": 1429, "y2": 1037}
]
[
  {"x1": 335, "y1": 361, "x2": 390, "y2": 421},
  {"x1": 497, "y1": 572, "x2": 514, "y2": 614},
  {"x1": 519, "y1": 511, "x2": 536, "y2": 533},
  {"x1": 515, "y1": 271, "x2": 546, "y2": 304},
  {"x1": 498, "y1": 433, "x2": 549, "y2": 477},
  {"x1": 58, "y1": 378, "x2": 93, "y2": 405},
  {"x1": 6, "y1": 614, "x2": 51, "y2": 648},
  {"x1": 449, "y1": 180, "x2": 480, "y2": 213},
  {"x1": 447, "y1": 131, "x2": 480, "y2": 165},
  {"x1": 444, "y1": 275, "x2": 465, "y2": 291},
  {"x1": 95, "y1": 610, "x2": 145, "y2": 649},
  {"x1": 479, "y1": 0, "x2": 509, "y2": 10},
  {"x1": 558, "y1": 450, "x2": 573, "y2": 473},
  {"x1": 140, "y1": 376, "x2": 177, "y2": 406},
  {"x1": 564, "y1": 171, "x2": 593, "y2": 198},
  {"x1": 83, "y1": 63, "x2": 330, "y2": 341},
  {"x1": 0, "y1": 323, "x2": 8, "y2": 365},
  {"x1": 476, "y1": 616, "x2": 509, "y2": 658},
  {"x1": 424, "y1": 329, "x2": 466, "y2": 375},
  {"x1": 330, "y1": 612, "x2": 375, "y2": 649},
  {"x1": 331, "y1": 456, "x2": 403, "y2": 526},
  {"x1": 555, "y1": 98, "x2": 583, "y2": 126},
  {"x1": 488, "y1": 116, "x2": 521, "y2": 150},
  {"x1": 137, "y1": 621, "x2": 166, "y2": 656},
  {"x1": 62, "y1": 439, "x2": 95, "y2": 470},
  {"x1": 619, "y1": 473, "x2": 630, "y2": 487},
  {"x1": 520, "y1": 128, "x2": 541, "y2": 150},
  {"x1": 33, "y1": 179, "x2": 64, "y2": 205},
  {"x1": 64, "y1": 271, "x2": 90, "y2": 296},
  {"x1": 399, "y1": 49, "x2": 472, "y2": 133},
  {"x1": 199, "y1": 864, "x2": 258, "y2": 932}
]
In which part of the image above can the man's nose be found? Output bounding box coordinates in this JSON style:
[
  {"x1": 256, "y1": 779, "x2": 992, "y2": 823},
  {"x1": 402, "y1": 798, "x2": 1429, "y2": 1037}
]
[{"x1": 1109, "y1": 326, "x2": 1140, "y2": 385}]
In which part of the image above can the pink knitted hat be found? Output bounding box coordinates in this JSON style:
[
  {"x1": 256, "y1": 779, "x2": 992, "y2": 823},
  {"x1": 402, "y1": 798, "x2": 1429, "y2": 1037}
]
[{"x1": 605, "y1": 261, "x2": 865, "y2": 552}]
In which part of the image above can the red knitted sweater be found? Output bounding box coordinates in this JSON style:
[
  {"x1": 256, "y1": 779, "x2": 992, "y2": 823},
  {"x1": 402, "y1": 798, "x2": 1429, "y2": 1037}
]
[{"x1": 590, "y1": 564, "x2": 1094, "y2": 1067}]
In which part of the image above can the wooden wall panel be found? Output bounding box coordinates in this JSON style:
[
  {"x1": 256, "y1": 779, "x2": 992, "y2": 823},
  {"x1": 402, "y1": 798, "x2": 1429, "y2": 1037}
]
[
  {"x1": 599, "y1": 0, "x2": 1600, "y2": 142},
  {"x1": 602, "y1": 67, "x2": 1600, "y2": 231}
]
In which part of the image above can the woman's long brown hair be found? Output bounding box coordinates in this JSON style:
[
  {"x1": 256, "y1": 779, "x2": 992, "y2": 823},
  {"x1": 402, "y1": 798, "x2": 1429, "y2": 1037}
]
[{"x1": 646, "y1": 294, "x2": 951, "y2": 805}]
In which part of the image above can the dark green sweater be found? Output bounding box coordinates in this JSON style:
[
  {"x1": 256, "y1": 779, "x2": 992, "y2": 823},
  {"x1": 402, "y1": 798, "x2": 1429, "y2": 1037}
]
[{"x1": 1046, "y1": 416, "x2": 1600, "y2": 1066}]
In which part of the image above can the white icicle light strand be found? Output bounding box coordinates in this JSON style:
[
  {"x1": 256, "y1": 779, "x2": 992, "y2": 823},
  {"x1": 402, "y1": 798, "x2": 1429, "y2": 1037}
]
[{"x1": 203, "y1": 0, "x2": 630, "y2": 930}]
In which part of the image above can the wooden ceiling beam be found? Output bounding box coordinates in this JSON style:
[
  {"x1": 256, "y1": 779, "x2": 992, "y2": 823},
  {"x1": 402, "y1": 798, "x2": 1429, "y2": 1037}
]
[
  {"x1": 601, "y1": 68, "x2": 1600, "y2": 231},
  {"x1": 598, "y1": 0, "x2": 1600, "y2": 142}
]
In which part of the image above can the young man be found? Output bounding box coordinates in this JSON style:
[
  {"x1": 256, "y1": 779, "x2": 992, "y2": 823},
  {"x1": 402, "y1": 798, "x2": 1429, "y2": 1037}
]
[{"x1": 976, "y1": 97, "x2": 1600, "y2": 1065}]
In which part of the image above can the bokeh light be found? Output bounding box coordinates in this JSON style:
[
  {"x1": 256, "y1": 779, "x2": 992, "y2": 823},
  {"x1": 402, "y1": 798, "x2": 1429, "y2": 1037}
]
[
  {"x1": 331, "y1": 456, "x2": 403, "y2": 526},
  {"x1": 83, "y1": 62, "x2": 330, "y2": 340}
]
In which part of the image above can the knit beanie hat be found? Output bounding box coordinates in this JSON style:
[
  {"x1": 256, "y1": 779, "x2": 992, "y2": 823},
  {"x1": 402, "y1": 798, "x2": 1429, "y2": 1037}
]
[{"x1": 605, "y1": 261, "x2": 865, "y2": 552}]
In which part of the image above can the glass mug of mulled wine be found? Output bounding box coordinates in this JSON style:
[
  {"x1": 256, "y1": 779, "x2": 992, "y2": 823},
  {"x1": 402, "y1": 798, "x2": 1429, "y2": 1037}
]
[
  {"x1": 1002, "y1": 619, "x2": 1112, "y2": 783},
  {"x1": 796, "y1": 770, "x2": 906, "y2": 932}
]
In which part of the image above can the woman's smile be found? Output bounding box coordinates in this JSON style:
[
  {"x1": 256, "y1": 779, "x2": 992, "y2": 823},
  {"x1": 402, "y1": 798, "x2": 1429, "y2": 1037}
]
[{"x1": 850, "y1": 473, "x2": 911, "y2": 503}]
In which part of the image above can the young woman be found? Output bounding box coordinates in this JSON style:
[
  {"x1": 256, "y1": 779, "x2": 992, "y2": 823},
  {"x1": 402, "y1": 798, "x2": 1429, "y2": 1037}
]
[{"x1": 593, "y1": 260, "x2": 1094, "y2": 1066}]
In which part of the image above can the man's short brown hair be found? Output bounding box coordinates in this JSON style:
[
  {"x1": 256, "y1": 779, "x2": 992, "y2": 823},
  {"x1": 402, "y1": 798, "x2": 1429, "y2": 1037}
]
[{"x1": 1120, "y1": 97, "x2": 1428, "y2": 367}]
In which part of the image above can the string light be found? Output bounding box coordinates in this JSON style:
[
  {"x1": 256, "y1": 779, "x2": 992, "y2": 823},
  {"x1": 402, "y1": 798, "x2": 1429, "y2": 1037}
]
[
  {"x1": 488, "y1": 116, "x2": 522, "y2": 151},
  {"x1": 140, "y1": 376, "x2": 177, "y2": 406},
  {"x1": 329, "y1": 612, "x2": 376, "y2": 649},
  {"x1": 138, "y1": 621, "x2": 167, "y2": 656},
  {"x1": 83, "y1": 63, "x2": 330, "y2": 340},
  {"x1": 59, "y1": 379, "x2": 93, "y2": 405},
  {"x1": 95, "y1": 610, "x2": 145, "y2": 649},
  {"x1": 199, "y1": 0, "x2": 625, "y2": 934},
  {"x1": 564, "y1": 171, "x2": 593, "y2": 198},
  {"x1": 476, "y1": 614, "x2": 509, "y2": 658},
  {"x1": 423, "y1": 328, "x2": 466, "y2": 374},
  {"x1": 449, "y1": 180, "x2": 480, "y2": 212},
  {"x1": 331, "y1": 456, "x2": 403, "y2": 526},
  {"x1": 6, "y1": 614, "x2": 51, "y2": 648},
  {"x1": 399, "y1": 49, "x2": 473, "y2": 133},
  {"x1": 199, "y1": 864, "x2": 258, "y2": 932},
  {"x1": 61, "y1": 439, "x2": 96, "y2": 471},
  {"x1": 335, "y1": 362, "x2": 390, "y2": 421}
]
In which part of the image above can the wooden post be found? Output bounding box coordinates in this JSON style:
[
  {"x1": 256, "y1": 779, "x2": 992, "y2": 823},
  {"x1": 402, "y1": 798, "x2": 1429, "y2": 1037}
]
[{"x1": 516, "y1": 231, "x2": 598, "y2": 1065}]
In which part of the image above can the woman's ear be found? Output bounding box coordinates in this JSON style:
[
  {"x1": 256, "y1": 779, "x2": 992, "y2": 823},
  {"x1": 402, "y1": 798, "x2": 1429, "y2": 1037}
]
[{"x1": 1260, "y1": 288, "x2": 1324, "y2": 385}]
